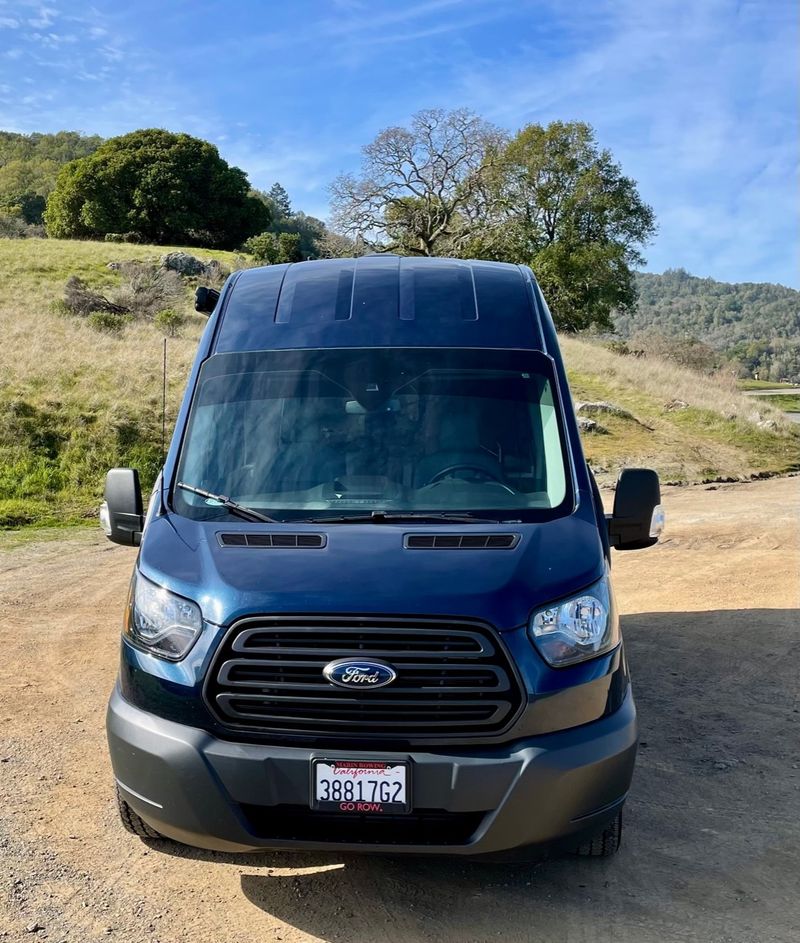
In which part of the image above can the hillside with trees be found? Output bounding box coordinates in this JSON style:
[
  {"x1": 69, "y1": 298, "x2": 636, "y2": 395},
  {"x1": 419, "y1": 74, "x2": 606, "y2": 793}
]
[
  {"x1": 615, "y1": 269, "x2": 800, "y2": 382},
  {"x1": 0, "y1": 118, "x2": 796, "y2": 378},
  {"x1": 0, "y1": 130, "x2": 102, "y2": 228}
]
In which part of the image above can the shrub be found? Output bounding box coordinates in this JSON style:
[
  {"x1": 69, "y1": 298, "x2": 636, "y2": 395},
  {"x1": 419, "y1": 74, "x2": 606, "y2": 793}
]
[
  {"x1": 113, "y1": 263, "x2": 184, "y2": 320},
  {"x1": 630, "y1": 330, "x2": 721, "y2": 374},
  {"x1": 50, "y1": 298, "x2": 72, "y2": 318},
  {"x1": 242, "y1": 231, "x2": 280, "y2": 263},
  {"x1": 103, "y1": 231, "x2": 142, "y2": 243},
  {"x1": 0, "y1": 498, "x2": 47, "y2": 528},
  {"x1": 88, "y1": 310, "x2": 131, "y2": 333},
  {"x1": 154, "y1": 307, "x2": 185, "y2": 336},
  {"x1": 278, "y1": 232, "x2": 302, "y2": 262},
  {"x1": 243, "y1": 230, "x2": 303, "y2": 264},
  {"x1": 201, "y1": 258, "x2": 231, "y2": 289},
  {"x1": 63, "y1": 276, "x2": 127, "y2": 316},
  {"x1": 0, "y1": 212, "x2": 43, "y2": 238},
  {"x1": 61, "y1": 263, "x2": 184, "y2": 333}
]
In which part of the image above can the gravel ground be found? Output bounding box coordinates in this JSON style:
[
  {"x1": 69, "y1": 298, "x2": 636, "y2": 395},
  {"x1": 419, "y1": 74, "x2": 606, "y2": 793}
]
[{"x1": 1, "y1": 476, "x2": 798, "y2": 943}]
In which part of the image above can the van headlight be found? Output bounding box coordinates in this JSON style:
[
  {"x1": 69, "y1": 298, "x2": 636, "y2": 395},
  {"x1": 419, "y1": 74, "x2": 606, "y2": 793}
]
[
  {"x1": 528, "y1": 576, "x2": 619, "y2": 667},
  {"x1": 124, "y1": 571, "x2": 203, "y2": 660}
]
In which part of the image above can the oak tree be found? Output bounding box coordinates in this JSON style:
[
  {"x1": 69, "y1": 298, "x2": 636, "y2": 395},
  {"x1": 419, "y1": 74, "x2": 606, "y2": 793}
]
[
  {"x1": 44, "y1": 129, "x2": 270, "y2": 248},
  {"x1": 330, "y1": 108, "x2": 504, "y2": 256}
]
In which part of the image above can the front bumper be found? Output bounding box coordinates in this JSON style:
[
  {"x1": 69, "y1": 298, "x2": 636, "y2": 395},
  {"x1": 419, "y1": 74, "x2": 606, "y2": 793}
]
[{"x1": 107, "y1": 684, "x2": 637, "y2": 856}]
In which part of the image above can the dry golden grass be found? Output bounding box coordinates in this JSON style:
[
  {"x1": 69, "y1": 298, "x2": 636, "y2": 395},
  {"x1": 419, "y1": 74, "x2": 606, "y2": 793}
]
[
  {"x1": 560, "y1": 336, "x2": 798, "y2": 484},
  {"x1": 0, "y1": 238, "x2": 235, "y2": 417},
  {"x1": 0, "y1": 237, "x2": 797, "y2": 527},
  {"x1": 0, "y1": 239, "x2": 236, "y2": 526},
  {"x1": 560, "y1": 336, "x2": 786, "y2": 426}
]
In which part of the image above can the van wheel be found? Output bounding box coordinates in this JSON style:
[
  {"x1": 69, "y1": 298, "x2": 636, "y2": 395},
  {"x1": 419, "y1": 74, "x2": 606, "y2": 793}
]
[
  {"x1": 574, "y1": 808, "x2": 622, "y2": 857},
  {"x1": 115, "y1": 786, "x2": 163, "y2": 840}
]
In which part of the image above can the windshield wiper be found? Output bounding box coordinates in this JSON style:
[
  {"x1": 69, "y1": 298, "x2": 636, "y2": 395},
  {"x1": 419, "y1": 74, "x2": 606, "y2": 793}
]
[
  {"x1": 176, "y1": 482, "x2": 278, "y2": 523},
  {"x1": 299, "y1": 511, "x2": 506, "y2": 524}
]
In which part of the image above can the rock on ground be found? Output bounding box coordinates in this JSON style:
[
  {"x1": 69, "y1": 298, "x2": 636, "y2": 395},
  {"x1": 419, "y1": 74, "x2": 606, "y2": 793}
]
[
  {"x1": 159, "y1": 252, "x2": 207, "y2": 276},
  {"x1": 577, "y1": 416, "x2": 609, "y2": 434}
]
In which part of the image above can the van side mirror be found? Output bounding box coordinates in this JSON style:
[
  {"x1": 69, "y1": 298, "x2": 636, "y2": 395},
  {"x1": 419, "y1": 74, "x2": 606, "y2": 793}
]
[
  {"x1": 608, "y1": 468, "x2": 663, "y2": 550},
  {"x1": 100, "y1": 468, "x2": 144, "y2": 546},
  {"x1": 195, "y1": 286, "x2": 220, "y2": 314}
]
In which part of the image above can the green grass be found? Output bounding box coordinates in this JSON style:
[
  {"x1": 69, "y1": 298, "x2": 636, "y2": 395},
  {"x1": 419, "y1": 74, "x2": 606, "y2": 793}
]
[
  {"x1": 0, "y1": 522, "x2": 97, "y2": 551},
  {"x1": 1, "y1": 237, "x2": 799, "y2": 529},
  {"x1": 737, "y1": 379, "x2": 796, "y2": 391},
  {"x1": 754, "y1": 394, "x2": 800, "y2": 412}
]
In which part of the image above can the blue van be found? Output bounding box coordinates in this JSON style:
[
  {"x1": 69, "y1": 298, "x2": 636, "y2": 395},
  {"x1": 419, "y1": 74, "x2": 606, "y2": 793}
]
[{"x1": 101, "y1": 256, "x2": 663, "y2": 859}]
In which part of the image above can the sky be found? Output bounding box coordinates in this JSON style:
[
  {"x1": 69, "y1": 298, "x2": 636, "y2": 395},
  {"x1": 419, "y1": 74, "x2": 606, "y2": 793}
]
[{"x1": 0, "y1": 0, "x2": 797, "y2": 286}]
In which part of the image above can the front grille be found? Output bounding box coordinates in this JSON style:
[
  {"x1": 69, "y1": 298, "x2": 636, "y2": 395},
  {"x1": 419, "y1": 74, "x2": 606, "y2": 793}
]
[
  {"x1": 241, "y1": 804, "x2": 486, "y2": 845},
  {"x1": 205, "y1": 615, "x2": 523, "y2": 740}
]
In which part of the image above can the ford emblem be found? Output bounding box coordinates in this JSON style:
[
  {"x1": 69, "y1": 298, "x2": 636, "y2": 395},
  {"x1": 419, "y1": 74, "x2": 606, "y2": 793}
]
[{"x1": 323, "y1": 659, "x2": 397, "y2": 689}]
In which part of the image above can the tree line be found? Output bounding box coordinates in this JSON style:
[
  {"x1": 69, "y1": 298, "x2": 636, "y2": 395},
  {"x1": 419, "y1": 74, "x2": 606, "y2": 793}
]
[
  {"x1": 617, "y1": 269, "x2": 800, "y2": 382},
  {"x1": 331, "y1": 110, "x2": 655, "y2": 332},
  {"x1": 0, "y1": 130, "x2": 102, "y2": 225},
  {"x1": 1, "y1": 113, "x2": 659, "y2": 332}
]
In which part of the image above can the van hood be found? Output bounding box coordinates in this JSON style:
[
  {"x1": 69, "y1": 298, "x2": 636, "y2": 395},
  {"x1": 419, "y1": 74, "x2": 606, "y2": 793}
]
[{"x1": 137, "y1": 511, "x2": 605, "y2": 632}]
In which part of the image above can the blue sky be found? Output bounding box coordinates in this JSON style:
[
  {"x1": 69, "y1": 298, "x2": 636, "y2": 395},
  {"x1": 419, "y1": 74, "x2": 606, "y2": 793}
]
[{"x1": 0, "y1": 0, "x2": 797, "y2": 286}]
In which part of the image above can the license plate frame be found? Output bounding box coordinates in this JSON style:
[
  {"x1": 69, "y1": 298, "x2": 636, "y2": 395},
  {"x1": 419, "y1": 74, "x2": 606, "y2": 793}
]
[{"x1": 310, "y1": 758, "x2": 411, "y2": 815}]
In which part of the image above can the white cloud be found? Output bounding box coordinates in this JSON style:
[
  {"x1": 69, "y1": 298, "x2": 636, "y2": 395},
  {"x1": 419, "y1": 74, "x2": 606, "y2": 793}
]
[
  {"x1": 322, "y1": 0, "x2": 468, "y2": 36},
  {"x1": 27, "y1": 5, "x2": 57, "y2": 29},
  {"x1": 437, "y1": 0, "x2": 798, "y2": 284}
]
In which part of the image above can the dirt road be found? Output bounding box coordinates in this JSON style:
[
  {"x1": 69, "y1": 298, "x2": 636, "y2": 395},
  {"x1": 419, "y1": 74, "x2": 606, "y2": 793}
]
[{"x1": 1, "y1": 477, "x2": 798, "y2": 943}]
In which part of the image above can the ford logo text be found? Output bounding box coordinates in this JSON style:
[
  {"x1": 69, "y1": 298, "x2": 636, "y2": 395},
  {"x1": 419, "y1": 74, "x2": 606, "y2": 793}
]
[{"x1": 323, "y1": 659, "x2": 397, "y2": 689}]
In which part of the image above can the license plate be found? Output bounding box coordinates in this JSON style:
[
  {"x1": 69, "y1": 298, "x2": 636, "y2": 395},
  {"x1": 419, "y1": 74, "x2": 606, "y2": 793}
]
[{"x1": 311, "y1": 759, "x2": 410, "y2": 814}]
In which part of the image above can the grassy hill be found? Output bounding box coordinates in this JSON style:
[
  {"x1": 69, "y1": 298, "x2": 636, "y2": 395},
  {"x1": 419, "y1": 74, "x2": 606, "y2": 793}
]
[{"x1": 1, "y1": 238, "x2": 797, "y2": 529}]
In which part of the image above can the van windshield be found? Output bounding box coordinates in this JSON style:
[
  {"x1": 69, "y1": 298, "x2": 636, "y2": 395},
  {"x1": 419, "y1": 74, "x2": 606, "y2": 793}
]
[{"x1": 173, "y1": 347, "x2": 571, "y2": 523}]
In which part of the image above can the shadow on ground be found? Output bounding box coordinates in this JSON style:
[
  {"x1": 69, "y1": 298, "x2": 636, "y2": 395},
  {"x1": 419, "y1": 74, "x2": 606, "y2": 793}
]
[{"x1": 153, "y1": 609, "x2": 800, "y2": 942}]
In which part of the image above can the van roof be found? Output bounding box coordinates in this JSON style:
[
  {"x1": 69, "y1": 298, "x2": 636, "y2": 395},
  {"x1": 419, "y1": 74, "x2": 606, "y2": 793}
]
[{"x1": 212, "y1": 255, "x2": 546, "y2": 353}]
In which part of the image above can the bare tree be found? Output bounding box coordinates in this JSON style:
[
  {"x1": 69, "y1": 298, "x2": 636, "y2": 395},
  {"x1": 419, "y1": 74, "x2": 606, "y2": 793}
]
[{"x1": 329, "y1": 108, "x2": 505, "y2": 256}]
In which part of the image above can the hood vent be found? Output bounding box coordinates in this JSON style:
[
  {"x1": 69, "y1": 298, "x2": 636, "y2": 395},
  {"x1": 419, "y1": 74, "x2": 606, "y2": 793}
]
[
  {"x1": 218, "y1": 533, "x2": 326, "y2": 549},
  {"x1": 404, "y1": 534, "x2": 520, "y2": 550}
]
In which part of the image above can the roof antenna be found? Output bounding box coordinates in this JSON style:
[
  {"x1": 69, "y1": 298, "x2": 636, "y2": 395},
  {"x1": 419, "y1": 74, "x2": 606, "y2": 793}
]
[{"x1": 161, "y1": 336, "x2": 167, "y2": 467}]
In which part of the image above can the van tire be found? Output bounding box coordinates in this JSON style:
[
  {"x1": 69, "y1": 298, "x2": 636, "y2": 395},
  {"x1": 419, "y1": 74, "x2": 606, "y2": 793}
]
[
  {"x1": 115, "y1": 786, "x2": 163, "y2": 840},
  {"x1": 574, "y1": 808, "x2": 622, "y2": 857}
]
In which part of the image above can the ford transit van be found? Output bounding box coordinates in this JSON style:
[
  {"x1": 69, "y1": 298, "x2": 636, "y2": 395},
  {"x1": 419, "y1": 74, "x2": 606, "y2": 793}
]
[{"x1": 102, "y1": 256, "x2": 663, "y2": 859}]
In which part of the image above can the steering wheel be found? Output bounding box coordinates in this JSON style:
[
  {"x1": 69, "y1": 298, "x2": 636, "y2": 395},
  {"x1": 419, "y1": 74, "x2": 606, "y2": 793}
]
[{"x1": 425, "y1": 464, "x2": 516, "y2": 494}]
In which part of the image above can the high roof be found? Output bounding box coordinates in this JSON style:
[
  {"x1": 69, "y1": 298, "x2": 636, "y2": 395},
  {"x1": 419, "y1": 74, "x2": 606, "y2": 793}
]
[{"x1": 212, "y1": 255, "x2": 546, "y2": 353}]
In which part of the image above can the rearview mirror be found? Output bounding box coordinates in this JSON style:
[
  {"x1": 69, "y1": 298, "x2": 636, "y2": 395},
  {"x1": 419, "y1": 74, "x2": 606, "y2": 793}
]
[
  {"x1": 345, "y1": 398, "x2": 400, "y2": 414},
  {"x1": 608, "y1": 468, "x2": 663, "y2": 551},
  {"x1": 100, "y1": 468, "x2": 144, "y2": 546}
]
